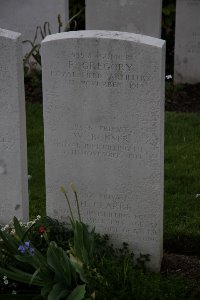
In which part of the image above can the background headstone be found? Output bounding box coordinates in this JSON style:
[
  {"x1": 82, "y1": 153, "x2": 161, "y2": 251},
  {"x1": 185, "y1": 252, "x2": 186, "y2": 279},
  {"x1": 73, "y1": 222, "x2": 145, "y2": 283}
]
[
  {"x1": 86, "y1": 0, "x2": 162, "y2": 38},
  {"x1": 42, "y1": 30, "x2": 165, "y2": 271},
  {"x1": 174, "y1": 0, "x2": 200, "y2": 83},
  {"x1": 0, "y1": 0, "x2": 68, "y2": 57},
  {"x1": 0, "y1": 28, "x2": 28, "y2": 224}
]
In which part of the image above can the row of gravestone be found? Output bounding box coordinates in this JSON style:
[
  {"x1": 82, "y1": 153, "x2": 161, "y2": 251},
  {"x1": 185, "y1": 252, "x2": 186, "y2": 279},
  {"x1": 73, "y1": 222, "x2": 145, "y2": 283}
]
[
  {"x1": 0, "y1": 27, "x2": 165, "y2": 272},
  {"x1": 0, "y1": 0, "x2": 199, "y2": 83}
]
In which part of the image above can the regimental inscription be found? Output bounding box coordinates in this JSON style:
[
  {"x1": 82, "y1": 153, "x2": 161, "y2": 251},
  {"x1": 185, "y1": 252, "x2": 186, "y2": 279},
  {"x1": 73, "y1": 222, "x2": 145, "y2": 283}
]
[
  {"x1": 79, "y1": 190, "x2": 159, "y2": 242},
  {"x1": 53, "y1": 123, "x2": 146, "y2": 160},
  {"x1": 50, "y1": 51, "x2": 154, "y2": 90},
  {"x1": 51, "y1": 190, "x2": 159, "y2": 242}
]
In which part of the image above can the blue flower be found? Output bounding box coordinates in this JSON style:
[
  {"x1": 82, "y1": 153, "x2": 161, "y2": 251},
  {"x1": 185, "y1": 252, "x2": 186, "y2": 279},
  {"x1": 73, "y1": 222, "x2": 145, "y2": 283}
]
[
  {"x1": 18, "y1": 245, "x2": 26, "y2": 253},
  {"x1": 24, "y1": 241, "x2": 30, "y2": 248},
  {"x1": 18, "y1": 241, "x2": 34, "y2": 255},
  {"x1": 29, "y1": 247, "x2": 35, "y2": 256}
]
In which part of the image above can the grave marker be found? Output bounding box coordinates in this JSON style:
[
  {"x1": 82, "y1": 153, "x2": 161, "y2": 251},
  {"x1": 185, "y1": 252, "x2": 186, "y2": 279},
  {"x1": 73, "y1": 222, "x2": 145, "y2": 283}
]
[
  {"x1": 174, "y1": 0, "x2": 200, "y2": 83},
  {"x1": 86, "y1": 0, "x2": 162, "y2": 38},
  {"x1": 42, "y1": 30, "x2": 165, "y2": 271},
  {"x1": 0, "y1": 28, "x2": 28, "y2": 224},
  {"x1": 0, "y1": 0, "x2": 68, "y2": 56}
]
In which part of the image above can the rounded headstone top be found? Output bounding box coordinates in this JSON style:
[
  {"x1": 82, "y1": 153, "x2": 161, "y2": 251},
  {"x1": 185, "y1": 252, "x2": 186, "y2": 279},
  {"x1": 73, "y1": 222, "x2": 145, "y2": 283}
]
[{"x1": 42, "y1": 30, "x2": 165, "y2": 48}]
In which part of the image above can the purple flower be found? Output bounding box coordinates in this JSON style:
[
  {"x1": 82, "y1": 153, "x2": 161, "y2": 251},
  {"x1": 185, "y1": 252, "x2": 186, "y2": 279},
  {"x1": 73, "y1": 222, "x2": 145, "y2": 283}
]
[
  {"x1": 29, "y1": 247, "x2": 35, "y2": 256},
  {"x1": 18, "y1": 241, "x2": 34, "y2": 255},
  {"x1": 24, "y1": 241, "x2": 30, "y2": 248},
  {"x1": 18, "y1": 245, "x2": 26, "y2": 253}
]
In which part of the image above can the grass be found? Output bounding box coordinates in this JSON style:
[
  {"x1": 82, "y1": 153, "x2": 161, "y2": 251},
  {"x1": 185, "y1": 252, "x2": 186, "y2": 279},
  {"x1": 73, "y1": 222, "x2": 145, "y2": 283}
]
[
  {"x1": 164, "y1": 112, "x2": 200, "y2": 252},
  {"x1": 26, "y1": 103, "x2": 200, "y2": 249},
  {"x1": 3, "y1": 106, "x2": 200, "y2": 298},
  {"x1": 26, "y1": 102, "x2": 45, "y2": 218}
]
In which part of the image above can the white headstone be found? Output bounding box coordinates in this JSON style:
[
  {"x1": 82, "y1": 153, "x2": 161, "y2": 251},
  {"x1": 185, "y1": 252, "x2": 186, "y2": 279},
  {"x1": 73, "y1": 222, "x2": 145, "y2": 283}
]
[
  {"x1": 86, "y1": 0, "x2": 162, "y2": 38},
  {"x1": 0, "y1": 0, "x2": 68, "y2": 56},
  {"x1": 42, "y1": 30, "x2": 165, "y2": 271},
  {"x1": 174, "y1": 0, "x2": 200, "y2": 83},
  {"x1": 0, "y1": 28, "x2": 28, "y2": 224}
]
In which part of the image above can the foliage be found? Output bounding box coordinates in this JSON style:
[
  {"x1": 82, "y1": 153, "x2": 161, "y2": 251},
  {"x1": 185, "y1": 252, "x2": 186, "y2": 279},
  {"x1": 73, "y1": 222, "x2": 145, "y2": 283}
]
[
  {"x1": 0, "y1": 184, "x2": 199, "y2": 299},
  {"x1": 0, "y1": 186, "x2": 96, "y2": 299},
  {"x1": 69, "y1": 0, "x2": 85, "y2": 30},
  {"x1": 24, "y1": 7, "x2": 84, "y2": 74},
  {"x1": 0, "y1": 216, "x2": 196, "y2": 299},
  {"x1": 0, "y1": 217, "x2": 91, "y2": 299}
]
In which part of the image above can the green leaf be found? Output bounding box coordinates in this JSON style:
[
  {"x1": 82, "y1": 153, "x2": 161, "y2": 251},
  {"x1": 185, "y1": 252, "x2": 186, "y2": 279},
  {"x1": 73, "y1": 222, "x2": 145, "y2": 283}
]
[
  {"x1": 0, "y1": 229, "x2": 19, "y2": 252},
  {"x1": 47, "y1": 242, "x2": 72, "y2": 285},
  {"x1": 72, "y1": 221, "x2": 95, "y2": 266},
  {"x1": 41, "y1": 282, "x2": 54, "y2": 298},
  {"x1": 13, "y1": 216, "x2": 26, "y2": 240},
  {"x1": 0, "y1": 266, "x2": 43, "y2": 286},
  {"x1": 69, "y1": 255, "x2": 87, "y2": 283},
  {"x1": 30, "y1": 268, "x2": 41, "y2": 285},
  {"x1": 48, "y1": 283, "x2": 69, "y2": 300},
  {"x1": 66, "y1": 285, "x2": 86, "y2": 300}
]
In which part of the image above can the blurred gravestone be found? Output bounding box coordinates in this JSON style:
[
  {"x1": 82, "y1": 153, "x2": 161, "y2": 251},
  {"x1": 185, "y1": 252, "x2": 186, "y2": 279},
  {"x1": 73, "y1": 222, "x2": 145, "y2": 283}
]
[
  {"x1": 42, "y1": 30, "x2": 165, "y2": 271},
  {"x1": 0, "y1": 28, "x2": 28, "y2": 224},
  {"x1": 0, "y1": 0, "x2": 68, "y2": 59},
  {"x1": 86, "y1": 0, "x2": 162, "y2": 38},
  {"x1": 174, "y1": 0, "x2": 200, "y2": 83}
]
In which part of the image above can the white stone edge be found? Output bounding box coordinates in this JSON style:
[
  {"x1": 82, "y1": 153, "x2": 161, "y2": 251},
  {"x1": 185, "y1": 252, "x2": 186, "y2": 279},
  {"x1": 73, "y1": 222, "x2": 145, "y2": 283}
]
[
  {"x1": 0, "y1": 28, "x2": 21, "y2": 40},
  {"x1": 42, "y1": 30, "x2": 165, "y2": 48}
]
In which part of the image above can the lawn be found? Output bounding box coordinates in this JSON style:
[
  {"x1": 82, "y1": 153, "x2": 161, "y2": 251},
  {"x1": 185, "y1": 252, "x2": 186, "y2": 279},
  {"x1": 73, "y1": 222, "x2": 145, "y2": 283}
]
[
  {"x1": 0, "y1": 103, "x2": 198, "y2": 299},
  {"x1": 26, "y1": 102, "x2": 200, "y2": 250}
]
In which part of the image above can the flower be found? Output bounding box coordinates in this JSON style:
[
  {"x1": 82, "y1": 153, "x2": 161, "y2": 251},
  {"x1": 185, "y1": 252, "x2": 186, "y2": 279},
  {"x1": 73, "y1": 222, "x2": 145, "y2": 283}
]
[
  {"x1": 18, "y1": 241, "x2": 34, "y2": 255},
  {"x1": 3, "y1": 276, "x2": 8, "y2": 285},
  {"x1": 10, "y1": 229, "x2": 15, "y2": 235},
  {"x1": 18, "y1": 245, "x2": 26, "y2": 254},
  {"x1": 166, "y1": 74, "x2": 172, "y2": 80},
  {"x1": 24, "y1": 241, "x2": 30, "y2": 248},
  {"x1": 38, "y1": 225, "x2": 46, "y2": 235},
  {"x1": 29, "y1": 247, "x2": 35, "y2": 255}
]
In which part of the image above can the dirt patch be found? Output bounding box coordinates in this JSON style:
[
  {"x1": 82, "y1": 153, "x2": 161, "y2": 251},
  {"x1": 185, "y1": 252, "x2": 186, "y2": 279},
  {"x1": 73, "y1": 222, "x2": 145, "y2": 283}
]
[
  {"x1": 162, "y1": 253, "x2": 200, "y2": 281},
  {"x1": 161, "y1": 253, "x2": 200, "y2": 298},
  {"x1": 165, "y1": 82, "x2": 200, "y2": 113}
]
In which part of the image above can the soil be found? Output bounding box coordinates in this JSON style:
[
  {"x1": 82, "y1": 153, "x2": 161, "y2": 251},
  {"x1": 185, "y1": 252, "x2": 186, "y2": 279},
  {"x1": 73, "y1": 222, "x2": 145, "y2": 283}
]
[
  {"x1": 161, "y1": 253, "x2": 200, "y2": 298},
  {"x1": 165, "y1": 82, "x2": 200, "y2": 113}
]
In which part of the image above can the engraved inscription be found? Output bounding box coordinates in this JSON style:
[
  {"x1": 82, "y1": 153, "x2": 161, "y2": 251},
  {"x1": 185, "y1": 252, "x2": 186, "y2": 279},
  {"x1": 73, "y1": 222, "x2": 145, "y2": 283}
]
[
  {"x1": 50, "y1": 51, "x2": 154, "y2": 90},
  {"x1": 78, "y1": 188, "x2": 159, "y2": 242},
  {"x1": 53, "y1": 123, "x2": 146, "y2": 160}
]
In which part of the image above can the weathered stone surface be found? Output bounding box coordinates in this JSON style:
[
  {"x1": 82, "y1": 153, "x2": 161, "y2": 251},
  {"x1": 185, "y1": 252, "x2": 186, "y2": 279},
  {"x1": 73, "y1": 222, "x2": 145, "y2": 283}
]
[
  {"x1": 0, "y1": 28, "x2": 28, "y2": 224},
  {"x1": 42, "y1": 30, "x2": 165, "y2": 271},
  {"x1": 0, "y1": 0, "x2": 68, "y2": 56},
  {"x1": 174, "y1": 0, "x2": 200, "y2": 83},
  {"x1": 86, "y1": 0, "x2": 162, "y2": 38}
]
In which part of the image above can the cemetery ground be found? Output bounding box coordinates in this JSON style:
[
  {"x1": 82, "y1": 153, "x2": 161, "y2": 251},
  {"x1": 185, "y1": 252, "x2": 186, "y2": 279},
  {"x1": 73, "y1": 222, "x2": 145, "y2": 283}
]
[
  {"x1": 17, "y1": 79, "x2": 200, "y2": 299},
  {"x1": 1, "y1": 82, "x2": 200, "y2": 298}
]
